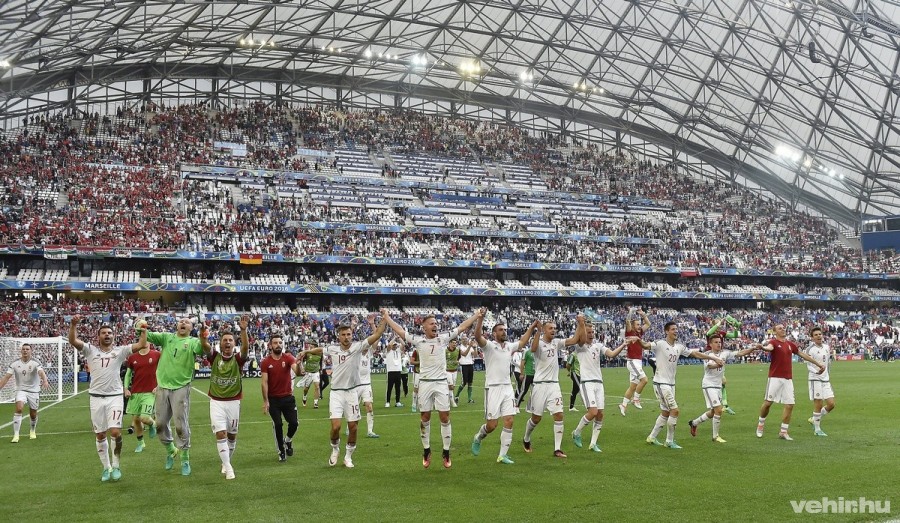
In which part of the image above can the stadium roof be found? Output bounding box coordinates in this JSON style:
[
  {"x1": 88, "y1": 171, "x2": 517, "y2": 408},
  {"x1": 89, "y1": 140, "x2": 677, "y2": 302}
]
[{"x1": 1, "y1": 0, "x2": 899, "y2": 225}]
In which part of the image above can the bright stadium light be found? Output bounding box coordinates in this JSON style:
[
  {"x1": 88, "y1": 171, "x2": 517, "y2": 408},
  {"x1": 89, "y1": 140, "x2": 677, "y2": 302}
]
[
  {"x1": 775, "y1": 144, "x2": 801, "y2": 163},
  {"x1": 364, "y1": 48, "x2": 372, "y2": 59}
]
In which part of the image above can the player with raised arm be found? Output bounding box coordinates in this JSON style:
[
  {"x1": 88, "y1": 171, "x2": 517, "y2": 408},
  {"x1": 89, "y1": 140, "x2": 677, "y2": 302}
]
[
  {"x1": 570, "y1": 318, "x2": 632, "y2": 453},
  {"x1": 688, "y1": 334, "x2": 759, "y2": 442},
  {"x1": 639, "y1": 322, "x2": 724, "y2": 449},
  {"x1": 619, "y1": 308, "x2": 651, "y2": 415},
  {"x1": 382, "y1": 310, "x2": 481, "y2": 469},
  {"x1": 0, "y1": 344, "x2": 49, "y2": 443},
  {"x1": 0, "y1": 343, "x2": 50, "y2": 443},
  {"x1": 471, "y1": 311, "x2": 540, "y2": 464},
  {"x1": 523, "y1": 317, "x2": 584, "y2": 458},
  {"x1": 68, "y1": 316, "x2": 147, "y2": 481},
  {"x1": 146, "y1": 316, "x2": 209, "y2": 475},
  {"x1": 261, "y1": 334, "x2": 300, "y2": 462},
  {"x1": 756, "y1": 324, "x2": 825, "y2": 441},
  {"x1": 300, "y1": 312, "x2": 386, "y2": 468},
  {"x1": 205, "y1": 316, "x2": 249, "y2": 480},
  {"x1": 124, "y1": 330, "x2": 160, "y2": 453},
  {"x1": 805, "y1": 327, "x2": 835, "y2": 437}
]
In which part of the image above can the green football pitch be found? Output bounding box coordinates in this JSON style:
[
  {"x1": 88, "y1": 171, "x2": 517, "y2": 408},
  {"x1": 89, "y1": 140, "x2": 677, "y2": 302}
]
[{"x1": 1, "y1": 362, "x2": 896, "y2": 522}]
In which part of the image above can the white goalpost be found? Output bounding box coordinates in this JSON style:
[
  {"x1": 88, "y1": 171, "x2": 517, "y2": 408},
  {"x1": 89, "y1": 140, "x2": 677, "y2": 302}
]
[{"x1": 0, "y1": 337, "x2": 79, "y2": 404}]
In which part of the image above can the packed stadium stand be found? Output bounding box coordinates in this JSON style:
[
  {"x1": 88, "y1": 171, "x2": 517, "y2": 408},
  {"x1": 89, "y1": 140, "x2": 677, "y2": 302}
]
[{"x1": 2, "y1": 106, "x2": 898, "y2": 274}]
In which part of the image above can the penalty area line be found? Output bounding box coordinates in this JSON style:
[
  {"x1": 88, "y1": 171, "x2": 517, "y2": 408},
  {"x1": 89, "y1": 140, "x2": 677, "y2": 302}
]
[{"x1": 0, "y1": 389, "x2": 89, "y2": 431}]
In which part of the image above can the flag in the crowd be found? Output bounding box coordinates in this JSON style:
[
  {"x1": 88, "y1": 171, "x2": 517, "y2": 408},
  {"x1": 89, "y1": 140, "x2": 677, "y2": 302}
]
[
  {"x1": 680, "y1": 268, "x2": 699, "y2": 277},
  {"x1": 239, "y1": 253, "x2": 263, "y2": 265}
]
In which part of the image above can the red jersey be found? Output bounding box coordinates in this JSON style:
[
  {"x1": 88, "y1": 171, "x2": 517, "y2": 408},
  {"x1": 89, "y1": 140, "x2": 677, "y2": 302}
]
[
  {"x1": 625, "y1": 329, "x2": 644, "y2": 359},
  {"x1": 261, "y1": 353, "x2": 296, "y2": 399},
  {"x1": 126, "y1": 349, "x2": 161, "y2": 393},
  {"x1": 767, "y1": 338, "x2": 799, "y2": 379}
]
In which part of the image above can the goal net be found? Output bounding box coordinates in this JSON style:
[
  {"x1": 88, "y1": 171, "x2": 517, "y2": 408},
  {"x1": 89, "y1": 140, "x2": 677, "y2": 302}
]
[{"x1": 0, "y1": 337, "x2": 78, "y2": 404}]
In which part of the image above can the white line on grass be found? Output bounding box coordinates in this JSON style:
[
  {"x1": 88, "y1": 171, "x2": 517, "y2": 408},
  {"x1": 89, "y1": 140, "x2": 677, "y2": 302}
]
[{"x1": 0, "y1": 389, "x2": 88, "y2": 431}]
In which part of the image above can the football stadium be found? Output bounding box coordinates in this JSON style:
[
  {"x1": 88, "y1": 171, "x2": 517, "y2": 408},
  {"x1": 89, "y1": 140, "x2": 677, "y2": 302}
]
[{"x1": 0, "y1": 1, "x2": 898, "y2": 521}]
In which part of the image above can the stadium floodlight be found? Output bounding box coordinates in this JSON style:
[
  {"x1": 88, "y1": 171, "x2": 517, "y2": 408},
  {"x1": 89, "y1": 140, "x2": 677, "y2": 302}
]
[
  {"x1": 459, "y1": 60, "x2": 482, "y2": 76},
  {"x1": 364, "y1": 48, "x2": 372, "y2": 59},
  {"x1": 803, "y1": 157, "x2": 812, "y2": 168},
  {"x1": 775, "y1": 145, "x2": 801, "y2": 162},
  {"x1": 0, "y1": 59, "x2": 11, "y2": 68}
]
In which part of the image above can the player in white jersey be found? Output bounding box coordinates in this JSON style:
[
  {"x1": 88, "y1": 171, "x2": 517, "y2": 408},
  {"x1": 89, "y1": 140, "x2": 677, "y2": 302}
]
[
  {"x1": 470, "y1": 311, "x2": 540, "y2": 464},
  {"x1": 805, "y1": 327, "x2": 835, "y2": 436},
  {"x1": 382, "y1": 309, "x2": 481, "y2": 469},
  {"x1": 687, "y1": 334, "x2": 759, "y2": 443},
  {"x1": 300, "y1": 312, "x2": 386, "y2": 468},
  {"x1": 356, "y1": 336, "x2": 387, "y2": 440},
  {"x1": 569, "y1": 319, "x2": 633, "y2": 453},
  {"x1": 68, "y1": 316, "x2": 148, "y2": 482},
  {"x1": 0, "y1": 344, "x2": 49, "y2": 443},
  {"x1": 638, "y1": 321, "x2": 723, "y2": 449},
  {"x1": 522, "y1": 317, "x2": 584, "y2": 458}
]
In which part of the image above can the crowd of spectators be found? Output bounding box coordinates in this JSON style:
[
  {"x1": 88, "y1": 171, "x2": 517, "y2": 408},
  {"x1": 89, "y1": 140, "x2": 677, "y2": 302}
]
[
  {"x1": 2, "y1": 296, "x2": 896, "y2": 365},
  {"x1": 1, "y1": 104, "x2": 897, "y2": 274}
]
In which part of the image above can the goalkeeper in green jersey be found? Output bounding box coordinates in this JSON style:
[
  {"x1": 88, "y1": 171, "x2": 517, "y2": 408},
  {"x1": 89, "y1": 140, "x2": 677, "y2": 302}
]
[{"x1": 142, "y1": 316, "x2": 210, "y2": 476}]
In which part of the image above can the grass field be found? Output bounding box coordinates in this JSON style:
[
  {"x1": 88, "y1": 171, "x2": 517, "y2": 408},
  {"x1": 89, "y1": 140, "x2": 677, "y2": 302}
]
[{"x1": 0, "y1": 361, "x2": 896, "y2": 522}]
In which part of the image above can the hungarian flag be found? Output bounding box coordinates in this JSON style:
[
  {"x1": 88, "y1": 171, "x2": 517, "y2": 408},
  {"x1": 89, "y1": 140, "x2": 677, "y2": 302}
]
[{"x1": 239, "y1": 253, "x2": 263, "y2": 265}]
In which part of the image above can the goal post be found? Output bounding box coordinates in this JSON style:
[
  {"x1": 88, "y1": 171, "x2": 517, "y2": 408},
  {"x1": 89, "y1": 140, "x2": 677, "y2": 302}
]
[{"x1": 0, "y1": 337, "x2": 78, "y2": 403}]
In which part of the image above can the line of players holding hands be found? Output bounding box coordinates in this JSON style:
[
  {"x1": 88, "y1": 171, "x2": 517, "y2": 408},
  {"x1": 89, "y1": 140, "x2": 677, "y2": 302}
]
[{"x1": 2, "y1": 306, "x2": 834, "y2": 481}]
